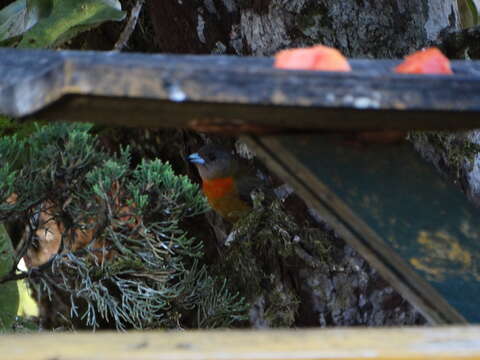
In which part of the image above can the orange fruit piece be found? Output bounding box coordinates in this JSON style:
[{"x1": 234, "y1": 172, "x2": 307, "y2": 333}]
[
  {"x1": 274, "y1": 45, "x2": 351, "y2": 72},
  {"x1": 395, "y1": 47, "x2": 453, "y2": 75}
]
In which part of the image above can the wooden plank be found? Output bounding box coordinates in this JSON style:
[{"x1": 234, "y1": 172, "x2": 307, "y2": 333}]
[
  {"x1": 243, "y1": 135, "x2": 480, "y2": 324},
  {"x1": 3, "y1": 327, "x2": 480, "y2": 360},
  {"x1": 1, "y1": 48, "x2": 480, "y2": 131}
]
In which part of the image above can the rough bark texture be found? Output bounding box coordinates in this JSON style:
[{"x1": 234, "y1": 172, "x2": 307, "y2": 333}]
[
  {"x1": 410, "y1": 131, "x2": 480, "y2": 208},
  {"x1": 437, "y1": 25, "x2": 480, "y2": 59},
  {"x1": 142, "y1": 0, "x2": 465, "y2": 328},
  {"x1": 296, "y1": 242, "x2": 420, "y2": 326},
  {"x1": 419, "y1": 27, "x2": 480, "y2": 209},
  {"x1": 149, "y1": 0, "x2": 460, "y2": 57}
]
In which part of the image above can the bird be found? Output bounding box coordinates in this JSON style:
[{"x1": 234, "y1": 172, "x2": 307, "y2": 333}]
[{"x1": 188, "y1": 144, "x2": 261, "y2": 223}]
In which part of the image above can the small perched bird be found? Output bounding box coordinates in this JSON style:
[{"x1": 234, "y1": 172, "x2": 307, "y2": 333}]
[{"x1": 188, "y1": 145, "x2": 260, "y2": 223}]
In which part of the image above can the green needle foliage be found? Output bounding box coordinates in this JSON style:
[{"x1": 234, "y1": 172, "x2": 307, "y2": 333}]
[
  {"x1": 0, "y1": 224, "x2": 19, "y2": 331},
  {"x1": 0, "y1": 123, "x2": 247, "y2": 330}
]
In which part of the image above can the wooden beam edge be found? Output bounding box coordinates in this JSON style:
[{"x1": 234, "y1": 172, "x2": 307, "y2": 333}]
[{"x1": 3, "y1": 327, "x2": 480, "y2": 360}]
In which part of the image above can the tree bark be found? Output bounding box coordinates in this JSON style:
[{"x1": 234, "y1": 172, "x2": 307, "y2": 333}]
[
  {"x1": 145, "y1": 0, "x2": 463, "y2": 327},
  {"x1": 149, "y1": 0, "x2": 460, "y2": 57}
]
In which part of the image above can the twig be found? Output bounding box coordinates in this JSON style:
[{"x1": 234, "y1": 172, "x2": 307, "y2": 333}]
[
  {"x1": 0, "y1": 245, "x2": 115, "y2": 285},
  {"x1": 0, "y1": 257, "x2": 54, "y2": 285},
  {"x1": 113, "y1": 0, "x2": 145, "y2": 51},
  {"x1": 13, "y1": 208, "x2": 39, "y2": 267}
]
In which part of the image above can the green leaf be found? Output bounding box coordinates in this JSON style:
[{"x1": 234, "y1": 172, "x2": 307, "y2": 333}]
[
  {"x1": 0, "y1": 0, "x2": 30, "y2": 41},
  {"x1": 18, "y1": 0, "x2": 125, "y2": 48},
  {"x1": 0, "y1": 224, "x2": 19, "y2": 331},
  {"x1": 466, "y1": 0, "x2": 479, "y2": 26},
  {"x1": 0, "y1": 0, "x2": 125, "y2": 48},
  {"x1": 0, "y1": 0, "x2": 53, "y2": 42}
]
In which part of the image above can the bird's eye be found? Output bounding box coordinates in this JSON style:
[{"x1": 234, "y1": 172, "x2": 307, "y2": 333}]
[{"x1": 208, "y1": 154, "x2": 216, "y2": 161}]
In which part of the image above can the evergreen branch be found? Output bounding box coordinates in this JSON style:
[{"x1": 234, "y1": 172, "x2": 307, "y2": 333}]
[{"x1": 0, "y1": 123, "x2": 244, "y2": 330}]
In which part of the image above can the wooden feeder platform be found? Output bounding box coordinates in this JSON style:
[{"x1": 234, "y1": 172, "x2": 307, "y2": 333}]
[
  {"x1": 3, "y1": 327, "x2": 480, "y2": 360},
  {"x1": 1, "y1": 48, "x2": 480, "y2": 131},
  {"x1": 2, "y1": 48, "x2": 480, "y2": 353}
]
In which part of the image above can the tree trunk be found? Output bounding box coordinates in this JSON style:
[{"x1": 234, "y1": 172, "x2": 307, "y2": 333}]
[
  {"x1": 149, "y1": 0, "x2": 460, "y2": 57},
  {"x1": 144, "y1": 0, "x2": 462, "y2": 327}
]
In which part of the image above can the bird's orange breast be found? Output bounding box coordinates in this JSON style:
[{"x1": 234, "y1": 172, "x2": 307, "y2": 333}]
[
  {"x1": 202, "y1": 177, "x2": 250, "y2": 222},
  {"x1": 202, "y1": 177, "x2": 236, "y2": 200}
]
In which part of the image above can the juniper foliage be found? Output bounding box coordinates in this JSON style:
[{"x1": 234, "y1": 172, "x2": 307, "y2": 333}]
[{"x1": 0, "y1": 123, "x2": 247, "y2": 330}]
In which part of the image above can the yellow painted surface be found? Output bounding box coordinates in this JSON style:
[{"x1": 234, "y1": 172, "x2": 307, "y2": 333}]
[
  {"x1": 2, "y1": 327, "x2": 480, "y2": 360},
  {"x1": 410, "y1": 230, "x2": 478, "y2": 282},
  {"x1": 16, "y1": 280, "x2": 39, "y2": 318},
  {"x1": 16, "y1": 259, "x2": 39, "y2": 318}
]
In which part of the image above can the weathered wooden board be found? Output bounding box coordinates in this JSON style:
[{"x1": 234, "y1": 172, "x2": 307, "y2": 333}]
[
  {"x1": 244, "y1": 135, "x2": 480, "y2": 324},
  {"x1": 3, "y1": 327, "x2": 480, "y2": 360},
  {"x1": 1, "y1": 48, "x2": 480, "y2": 131}
]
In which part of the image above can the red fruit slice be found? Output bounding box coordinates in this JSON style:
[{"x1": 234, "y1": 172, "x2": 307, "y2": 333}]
[
  {"x1": 274, "y1": 45, "x2": 351, "y2": 72},
  {"x1": 395, "y1": 47, "x2": 453, "y2": 75}
]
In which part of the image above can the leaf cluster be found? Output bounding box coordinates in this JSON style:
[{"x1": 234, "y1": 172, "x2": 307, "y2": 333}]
[
  {"x1": 0, "y1": 0, "x2": 125, "y2": 48},
  {"x1": 0, "y1": 123, "x2": 247, "y2": 329}
]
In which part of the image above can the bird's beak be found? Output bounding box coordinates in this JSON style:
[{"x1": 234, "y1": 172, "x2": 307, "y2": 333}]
[{"x1": 188, "y1": 153, "x2": 206, "y2": 165}]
